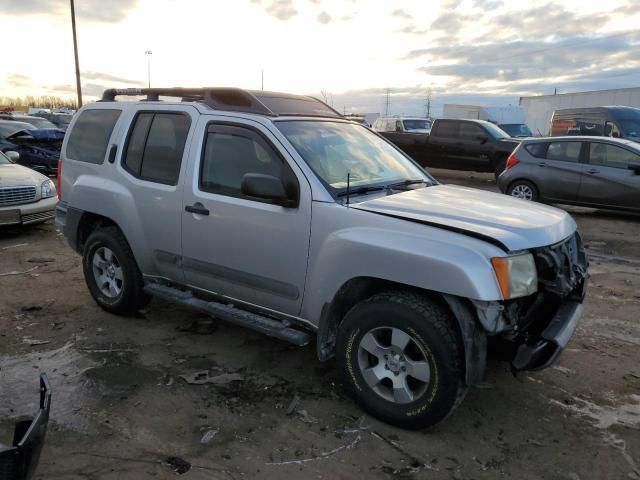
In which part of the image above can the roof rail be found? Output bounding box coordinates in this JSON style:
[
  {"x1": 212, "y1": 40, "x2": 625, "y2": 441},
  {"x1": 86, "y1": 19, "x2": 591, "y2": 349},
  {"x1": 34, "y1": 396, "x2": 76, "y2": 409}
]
[{"x1": 100, "y1": 87, "x2": 343, "y2": 118}]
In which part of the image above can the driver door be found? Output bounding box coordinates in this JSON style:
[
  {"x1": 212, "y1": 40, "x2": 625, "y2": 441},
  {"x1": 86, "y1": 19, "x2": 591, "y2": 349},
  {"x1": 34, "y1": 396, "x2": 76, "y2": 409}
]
[{"x1": 181, "y1": 119, "x2": 312, "y2": 316}]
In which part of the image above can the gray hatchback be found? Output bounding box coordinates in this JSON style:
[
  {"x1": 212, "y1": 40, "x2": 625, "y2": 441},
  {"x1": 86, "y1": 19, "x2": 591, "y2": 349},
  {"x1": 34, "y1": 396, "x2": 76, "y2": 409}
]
[{"x1": 498, "y1": 136, "x2": 640, "y2": 212}]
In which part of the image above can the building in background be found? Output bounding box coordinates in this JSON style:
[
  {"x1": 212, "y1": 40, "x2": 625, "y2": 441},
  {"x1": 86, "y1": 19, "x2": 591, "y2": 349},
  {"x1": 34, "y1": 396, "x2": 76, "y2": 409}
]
[{"x1": 520, "y1": 87, "x2": 640, "y2": 136}]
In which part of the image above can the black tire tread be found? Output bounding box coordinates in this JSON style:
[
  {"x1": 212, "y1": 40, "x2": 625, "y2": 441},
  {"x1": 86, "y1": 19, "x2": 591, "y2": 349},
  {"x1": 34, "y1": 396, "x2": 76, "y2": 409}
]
[{"x1": 83, "y1": 225, "x2": 150, "y2": 315}]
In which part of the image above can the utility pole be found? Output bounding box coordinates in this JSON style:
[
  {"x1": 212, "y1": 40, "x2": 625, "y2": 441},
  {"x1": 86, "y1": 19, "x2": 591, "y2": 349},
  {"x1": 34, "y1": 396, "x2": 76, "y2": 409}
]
[
  {"x1": 70, "y1": 0, "x2": 82, "y2": 107},
  {"x1": 424, "y1": 88, "x2": 432, "y2": 118},
  {"x1": 261, "y1": 69, "x2": 264, "y2": 90},
  {"x1": 384, "y1": 88, "x2": 391, "y2": 116},
  {"x1": 145, "y1": 50, "x2": 152, "y2": 88}
]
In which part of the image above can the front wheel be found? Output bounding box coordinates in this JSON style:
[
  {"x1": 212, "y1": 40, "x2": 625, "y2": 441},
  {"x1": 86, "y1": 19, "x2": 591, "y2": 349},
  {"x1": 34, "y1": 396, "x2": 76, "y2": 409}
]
[{"x1": 337, "y1": 292, "x2": 465, "y2": 429}]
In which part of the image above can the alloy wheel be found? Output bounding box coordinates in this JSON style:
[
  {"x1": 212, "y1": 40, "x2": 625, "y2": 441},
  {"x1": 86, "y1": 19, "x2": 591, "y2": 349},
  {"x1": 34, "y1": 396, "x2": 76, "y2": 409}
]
[{"x1": 92, "y1": 247, "x2": 124, "y2": 298}]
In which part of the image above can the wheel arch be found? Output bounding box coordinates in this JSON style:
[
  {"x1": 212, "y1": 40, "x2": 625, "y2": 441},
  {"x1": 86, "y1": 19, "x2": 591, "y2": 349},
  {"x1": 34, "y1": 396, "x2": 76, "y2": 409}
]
[{"x1": 316, "y1": 276, "x2": 487, "y2": 386}]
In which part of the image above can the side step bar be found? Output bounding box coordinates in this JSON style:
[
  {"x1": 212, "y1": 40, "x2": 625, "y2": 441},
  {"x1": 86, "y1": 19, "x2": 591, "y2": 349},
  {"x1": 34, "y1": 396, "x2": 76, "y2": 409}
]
[{"x1": 144, "y1": 283, "x2": 311, "y2": 346}]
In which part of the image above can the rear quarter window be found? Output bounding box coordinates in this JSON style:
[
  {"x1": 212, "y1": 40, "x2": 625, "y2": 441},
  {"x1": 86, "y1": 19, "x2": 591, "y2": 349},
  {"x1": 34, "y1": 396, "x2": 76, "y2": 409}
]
[
  {"x1": 524, "y1": 142, "x2": 547, "y2": 158},
  {"x1": 65, "y1": 109, "x2": 121, "y2": 164}
]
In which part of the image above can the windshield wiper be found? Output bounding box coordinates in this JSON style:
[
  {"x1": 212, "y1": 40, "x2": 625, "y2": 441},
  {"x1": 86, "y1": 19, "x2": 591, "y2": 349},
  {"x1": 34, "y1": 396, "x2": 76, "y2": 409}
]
[
  {"x1": 336, "y1": 185, "x2": 386, "y2": 197},
  {"x1": 386, "y1": 179, "x2": 429, "y2": 190}
]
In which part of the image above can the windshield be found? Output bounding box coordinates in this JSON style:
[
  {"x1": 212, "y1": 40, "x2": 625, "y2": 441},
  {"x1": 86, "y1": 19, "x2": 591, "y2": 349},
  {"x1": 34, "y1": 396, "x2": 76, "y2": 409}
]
[
  {"x1": 0, "y1": 151, "x2": 11, "y2": 164},
  {"x1": 483, "y1": 122, "x2": 511, "y2": 139},
  {"x1": 402, "y1": 119, "x2": 430, "y2": 131},
  {"x1": 620, "y1": 120, "x2": 640, "y2": 139},
  {"x1": 499, "y1": 123, "x2": 532, "y2": 137},
  {"x1": 276, "y1": 121, "x2": 432, "y2": 193}
]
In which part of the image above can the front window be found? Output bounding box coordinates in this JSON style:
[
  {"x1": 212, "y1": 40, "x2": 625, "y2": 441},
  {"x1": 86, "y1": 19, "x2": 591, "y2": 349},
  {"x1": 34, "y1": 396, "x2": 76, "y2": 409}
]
[
  {"x1": 21, "y1": 118, "x2": 56, "y2": 129},
  {"x1": 619, "y1": 119, "x2": 640, "y2": 139},
  {"x1": 276, "y1": 121, "x2": 431, "y2": 193},
  {"x1": 483, "y1": 122, "x2": 510, "y2": 139},
  {"x1": 402, "y1": 119, "x2": 430, "y2": 131},
  {"x1": 499, "y1": 124, "x2": 533, "y2": 137}
]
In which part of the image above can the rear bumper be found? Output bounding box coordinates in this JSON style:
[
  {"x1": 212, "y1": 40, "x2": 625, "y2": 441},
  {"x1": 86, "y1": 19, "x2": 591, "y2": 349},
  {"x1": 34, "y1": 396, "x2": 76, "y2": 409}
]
[
  {"x1": 511, "y1": 300, "x2": 583, "y2": 371},
  {"x1": 55, "y1": 202, "x2": 82, "y2": 253}
]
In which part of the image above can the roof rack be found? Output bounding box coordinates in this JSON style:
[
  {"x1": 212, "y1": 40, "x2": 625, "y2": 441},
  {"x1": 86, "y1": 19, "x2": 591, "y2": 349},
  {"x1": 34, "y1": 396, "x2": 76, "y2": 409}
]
[{"x1": 100, "y1": 87, "x2": 343, "y2": 119}]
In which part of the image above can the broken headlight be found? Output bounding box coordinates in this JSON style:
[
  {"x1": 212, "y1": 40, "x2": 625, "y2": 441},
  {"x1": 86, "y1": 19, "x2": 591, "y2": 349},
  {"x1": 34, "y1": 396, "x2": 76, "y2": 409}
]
[{"x1": 491, "y1": 252, "x2": 538, "y2": 299}]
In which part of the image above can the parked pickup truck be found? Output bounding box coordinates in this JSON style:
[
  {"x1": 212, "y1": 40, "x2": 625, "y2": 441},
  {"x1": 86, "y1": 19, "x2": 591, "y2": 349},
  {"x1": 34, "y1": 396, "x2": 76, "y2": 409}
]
[
  {"x1": 57, "y1": 88, "x2": 587, "y2": 429},
  {"x1": 377, "y1": 118, "x2": 521, "y2": 177}
]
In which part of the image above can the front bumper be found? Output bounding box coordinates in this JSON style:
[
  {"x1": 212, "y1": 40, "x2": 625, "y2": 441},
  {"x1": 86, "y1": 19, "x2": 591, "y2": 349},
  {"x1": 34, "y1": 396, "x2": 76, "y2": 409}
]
[
  {"x1": 0, "y1": 374, "x2": 51, "y2": 480},
  {"x1": 0, "y1": 197, "x2": 57, "y2": 226},
  {"x1": 507, "y1": 231, "x2": 588, "y2": 371},
  {"x1": 511, "y1": 300, "x2": 583, "y2": 370}
]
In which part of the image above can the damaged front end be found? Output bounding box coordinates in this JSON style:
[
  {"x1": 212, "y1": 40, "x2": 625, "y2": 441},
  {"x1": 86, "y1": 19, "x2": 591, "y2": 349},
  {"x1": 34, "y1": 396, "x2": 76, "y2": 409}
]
[
  {"x1": 488, "y1": 232, "x2": 589, "y2": 371},
  {"x1": 3, "y1": 130, "x2": 63, "y2": 176}
]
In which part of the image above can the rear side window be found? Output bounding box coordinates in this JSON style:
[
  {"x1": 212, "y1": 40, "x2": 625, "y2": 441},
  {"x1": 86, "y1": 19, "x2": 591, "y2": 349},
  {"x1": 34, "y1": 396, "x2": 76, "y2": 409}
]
[
  {"x1": 524, "y1": 143, "x2": 547, "y2": 158},
  {"x1": 546, "y1": 142, "x2": 581, "y2": 163},
  {"x1": 66, "y1": 109, "x2": 121, "y2": 164},
  {"x1": 435, "y1": 121, "x2": 459, "y2": 138},
  {"x1": 123, "y1": 112, "x2": 191, "y2": 185}
]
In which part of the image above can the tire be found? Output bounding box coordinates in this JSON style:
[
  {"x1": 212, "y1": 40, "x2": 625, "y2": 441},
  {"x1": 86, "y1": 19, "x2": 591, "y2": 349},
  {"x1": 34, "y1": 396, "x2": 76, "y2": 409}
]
[
  {"x1": 506, "y1": 180, "x2": 539, "y2": 201},
  {"x1": 82, "y1": 226, "x2": 150, "y2": 315},
  {"x1": 336, "y1": 291, "x2": 466, "y2": 429}
]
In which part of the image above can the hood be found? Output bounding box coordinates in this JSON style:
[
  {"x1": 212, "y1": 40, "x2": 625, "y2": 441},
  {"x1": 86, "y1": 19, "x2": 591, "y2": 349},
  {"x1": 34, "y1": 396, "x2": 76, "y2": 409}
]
[
  {"x1": 0, "y1": 162, "x2": 47, "y2": 187},
  {"x1": 354, "y1": 184, "x2": 576, "y2": 252}
]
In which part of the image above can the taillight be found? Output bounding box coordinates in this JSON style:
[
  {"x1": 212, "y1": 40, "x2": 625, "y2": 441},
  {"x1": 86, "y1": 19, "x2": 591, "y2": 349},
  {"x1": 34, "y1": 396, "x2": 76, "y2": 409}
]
[
  {"x1": 57, "y1": 159, "x2": 62, "y2": 200},
  {"x1": 505, "y1": 151, "x2": 520, "y2": 171}
]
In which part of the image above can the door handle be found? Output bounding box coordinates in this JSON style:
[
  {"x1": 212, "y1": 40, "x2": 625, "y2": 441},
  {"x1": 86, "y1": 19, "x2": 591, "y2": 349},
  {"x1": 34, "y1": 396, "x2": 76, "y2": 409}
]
[
  {"x1": 107, "y1": 144, "x2": 117, "y2": 164},
  {"x1": 185, "y1": 203, "x2": 210, "y2": 216},
  {"x1": 586, "y1": 168, "x2": 600, "y2": 174},
  {"x1": 538, "y1": 162, "x2": 547, "y2": 167}
]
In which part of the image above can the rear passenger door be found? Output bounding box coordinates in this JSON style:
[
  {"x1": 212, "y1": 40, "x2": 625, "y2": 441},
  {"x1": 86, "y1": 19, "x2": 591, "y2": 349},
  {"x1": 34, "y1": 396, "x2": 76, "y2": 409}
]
[
  {"x1": 118, "y1": 106, "x2": 197, "y2": 282},
  {"x1": 535, "y1": 141, "x2": 584, "y2": 202},
  {"x1": 428, "y1": 120, "x2": 458, "y2": 168},
  {"x1": 578, "y1": 142, "x2": 640, "y2": 210}
]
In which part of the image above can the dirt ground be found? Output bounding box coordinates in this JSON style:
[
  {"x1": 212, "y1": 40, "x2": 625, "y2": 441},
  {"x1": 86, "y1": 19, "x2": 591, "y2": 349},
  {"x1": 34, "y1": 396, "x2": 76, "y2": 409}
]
[{"x1": 1, "y1": 170, "x2": 639, "y2": 480}]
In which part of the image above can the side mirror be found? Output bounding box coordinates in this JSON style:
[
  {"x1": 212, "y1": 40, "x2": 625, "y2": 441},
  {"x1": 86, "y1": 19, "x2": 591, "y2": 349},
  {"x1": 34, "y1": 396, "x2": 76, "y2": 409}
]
[
  {"x1": 5, "y1": 150, "x2": 19, "y2": 162},
  {"x1": 628, "y1": 163, "x2": 640, "y2": 175},
  {"x1": 476, "y1": 135, "x2": 489, "y2": 144},
  {"x1": 241, "y1": 173, "x2": 296, "y2": 207},
  {"x1": 395, "y1": 124, "x2": 403, "y2": 132},
  {"x1": 612, "y1": 131, "x2": 620, "y2": 138}
]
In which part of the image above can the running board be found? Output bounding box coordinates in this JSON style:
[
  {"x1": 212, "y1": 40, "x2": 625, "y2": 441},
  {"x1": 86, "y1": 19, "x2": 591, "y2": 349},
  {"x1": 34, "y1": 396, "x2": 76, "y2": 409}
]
[{"x1": 144, "y1": 283, "x2": 311, "y2": 346}]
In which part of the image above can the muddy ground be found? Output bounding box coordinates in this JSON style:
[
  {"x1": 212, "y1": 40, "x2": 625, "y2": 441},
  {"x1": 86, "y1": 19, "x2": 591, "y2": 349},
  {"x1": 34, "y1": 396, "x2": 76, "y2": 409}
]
[{"x1": 1, "y1": 170, "x2": 639, "y2": 479}]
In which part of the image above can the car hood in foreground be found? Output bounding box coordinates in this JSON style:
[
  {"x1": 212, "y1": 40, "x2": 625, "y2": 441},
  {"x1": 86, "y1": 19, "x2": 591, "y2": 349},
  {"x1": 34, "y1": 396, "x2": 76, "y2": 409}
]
[
  {"x1": 354, "y1": 184, "x2": 576, "y2": 252},
  {"x1": 0, "y1": 163, "x2": 48, "y2": 187}
]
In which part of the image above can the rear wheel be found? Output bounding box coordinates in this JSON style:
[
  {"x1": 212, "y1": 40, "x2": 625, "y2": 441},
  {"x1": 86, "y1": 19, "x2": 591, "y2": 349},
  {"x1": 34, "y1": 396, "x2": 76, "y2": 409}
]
[
  {"x1": 82, "y1": 226, "x2": 150, "y2": 315},
  {"x1": 336, "y1": 291, "x2": 465, "y2": 429},
  {"x1": 507, "y1": 180, "x2": 539, "y2": 201}
]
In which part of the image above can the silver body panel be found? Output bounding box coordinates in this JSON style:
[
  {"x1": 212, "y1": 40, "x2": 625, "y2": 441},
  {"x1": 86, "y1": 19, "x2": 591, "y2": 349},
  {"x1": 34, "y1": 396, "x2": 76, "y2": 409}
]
[{"x1": 60, "y1": 102, "x2": 579, "y2": 329}]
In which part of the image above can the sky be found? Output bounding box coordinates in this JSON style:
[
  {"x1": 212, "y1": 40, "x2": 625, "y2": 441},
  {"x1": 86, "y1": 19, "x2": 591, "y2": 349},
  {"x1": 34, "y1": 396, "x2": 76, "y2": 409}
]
[{"x1": 0, "y1": 0, "x2": 638, "y2": 116}]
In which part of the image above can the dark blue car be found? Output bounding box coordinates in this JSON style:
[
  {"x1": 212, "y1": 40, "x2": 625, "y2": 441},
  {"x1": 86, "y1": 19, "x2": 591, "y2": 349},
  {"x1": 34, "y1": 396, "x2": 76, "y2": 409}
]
[{"x1": 0, "y1": 121, "x2": 63, "y2": 176}]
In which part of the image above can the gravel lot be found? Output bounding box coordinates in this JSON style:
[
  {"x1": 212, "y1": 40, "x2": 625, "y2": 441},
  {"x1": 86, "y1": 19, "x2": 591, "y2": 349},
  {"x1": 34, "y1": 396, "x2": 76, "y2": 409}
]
[{"x1": 1, "y1": 170, "x2": 639, "y2": 479}]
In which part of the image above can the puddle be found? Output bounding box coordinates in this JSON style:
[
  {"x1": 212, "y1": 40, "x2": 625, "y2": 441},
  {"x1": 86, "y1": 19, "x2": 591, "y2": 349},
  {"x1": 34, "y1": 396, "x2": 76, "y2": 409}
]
[
  {"x1": 550, "y1": 394, "x2": 640, "y2": 429},
  {"x1": 0, "y1": 343, "x2": 98, "y2": 432}
]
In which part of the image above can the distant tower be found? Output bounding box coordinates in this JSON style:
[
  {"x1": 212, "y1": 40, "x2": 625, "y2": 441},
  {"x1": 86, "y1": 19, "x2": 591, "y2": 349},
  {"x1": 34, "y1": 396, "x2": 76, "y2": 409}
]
[
  {"x1": 424, "y1": 89, "x2": 432, "y2": 118},
  {"x1": 384, "y1": 88, "x2": 391, "y2": 116}
]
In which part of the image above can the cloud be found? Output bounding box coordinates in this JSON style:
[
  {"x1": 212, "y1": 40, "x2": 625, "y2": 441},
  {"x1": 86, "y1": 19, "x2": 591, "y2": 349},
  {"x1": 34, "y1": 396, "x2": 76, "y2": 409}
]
[
  {"x1": 6, "y1": 73, "x2": 32, "y2": 88},
  {"x1": 317, "y1": 10, "x2": 331, "y2": 24},
  {"x1": 2, "y1": 0, "x2": 139, "y2": 22},
  {"x1": 82, "y1": 71, "x2": 145, "y2": 86},
  {"x1": 252, "y1": 0, "x2": 298, "y2": 21},
  {"x1": 391, "y1": 9, "x2": 411, "y2": 20},
  {"x1": 473, "y1": 0, "x2": 503, "y2": 9}
]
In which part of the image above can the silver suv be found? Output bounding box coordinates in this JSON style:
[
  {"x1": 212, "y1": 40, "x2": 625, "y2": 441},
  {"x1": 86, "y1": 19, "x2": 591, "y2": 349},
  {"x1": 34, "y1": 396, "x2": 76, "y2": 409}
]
[{"x1": 56, "y1": 88, "x2": 588, "y2": 428}]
